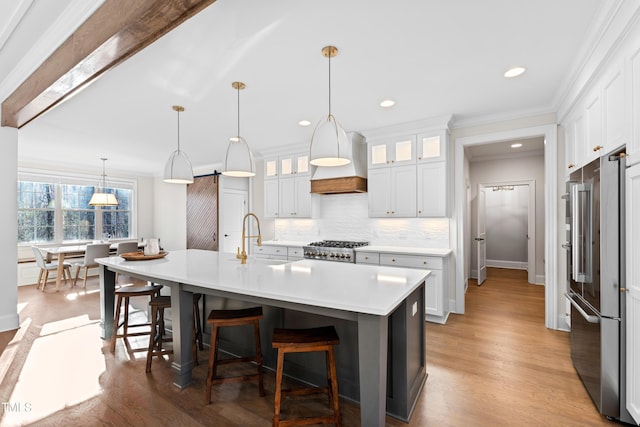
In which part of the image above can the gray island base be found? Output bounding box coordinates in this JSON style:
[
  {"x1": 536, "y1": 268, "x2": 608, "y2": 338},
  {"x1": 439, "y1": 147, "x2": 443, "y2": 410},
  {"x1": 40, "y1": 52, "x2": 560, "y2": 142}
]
[{"x1": 98, "y1": 249, "x2": 428, "y2": 425}]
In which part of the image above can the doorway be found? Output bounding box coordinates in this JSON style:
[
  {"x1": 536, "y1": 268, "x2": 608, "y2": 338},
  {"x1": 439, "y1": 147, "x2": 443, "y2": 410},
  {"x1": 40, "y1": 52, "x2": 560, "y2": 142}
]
[
  {"x1": 187, "y1": 174, "x2": 219, "y2": 251},
  {"x1": 454, "y1": 124, "x2": 559, "y2": 329},
  {"x1": 475, "y1": 181, "x2": 536, "y2": 285}
]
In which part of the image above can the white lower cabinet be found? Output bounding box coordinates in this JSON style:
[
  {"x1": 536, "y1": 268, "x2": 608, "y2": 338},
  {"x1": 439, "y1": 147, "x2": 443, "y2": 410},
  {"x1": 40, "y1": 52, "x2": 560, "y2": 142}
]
[{"x1": 356, "y1": 250, "x2": 450, "y2": 324}]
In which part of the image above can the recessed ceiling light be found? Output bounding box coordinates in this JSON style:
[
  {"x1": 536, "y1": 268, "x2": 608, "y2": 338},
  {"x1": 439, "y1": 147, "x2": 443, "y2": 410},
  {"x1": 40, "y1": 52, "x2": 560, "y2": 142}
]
[
  {"x1": 298, "y1": 120, "x2": 311, "y2": 126},
  {"x1": 504, "y1": 67, "x2": 526, "y2": 78},
  {"x1": 511, "y1": 143, "x2": 523, "y2": 148},
  {"x1": 380, "y1": 99, "x2": 395, "y2": 108}
]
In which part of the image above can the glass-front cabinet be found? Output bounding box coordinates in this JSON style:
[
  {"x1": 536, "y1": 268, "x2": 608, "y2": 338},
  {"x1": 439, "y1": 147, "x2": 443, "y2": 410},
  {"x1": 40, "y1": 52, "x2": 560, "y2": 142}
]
[
  {"x1": 279, "y1": 153, "x2": 310, "y2": 176},
  {"x1": 417, "y1": 131, "x2": 446, "y2": 163},
  {"x1": 368, "y1": 135, "x2": 416, "y2": 169}
]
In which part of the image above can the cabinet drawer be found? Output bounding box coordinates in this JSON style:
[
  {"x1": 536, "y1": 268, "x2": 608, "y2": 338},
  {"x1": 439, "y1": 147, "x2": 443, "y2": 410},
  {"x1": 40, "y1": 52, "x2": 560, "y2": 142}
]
[
  {"x1": 356, "y1": 252, "x2": 380, "y2": 265},
  {"x1": 287, "y1": 247, "x2": 304, "y2": 259},
  {"x1": 253, "y1": 245, "x2": 286, "y2": 258},
  {"x1": 379, "y1": 253, "x2": 442, "y2": 270}
]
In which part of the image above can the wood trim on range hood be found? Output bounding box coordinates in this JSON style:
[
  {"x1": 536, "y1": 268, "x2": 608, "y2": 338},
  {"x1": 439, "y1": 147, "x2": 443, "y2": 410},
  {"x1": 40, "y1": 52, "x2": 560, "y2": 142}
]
[
  {"x1": 310, "y1": 176, "x2": 367, "y2": 194},
  {"x1": 1, "y1": 0, "x2": 217, "y2": 129}
]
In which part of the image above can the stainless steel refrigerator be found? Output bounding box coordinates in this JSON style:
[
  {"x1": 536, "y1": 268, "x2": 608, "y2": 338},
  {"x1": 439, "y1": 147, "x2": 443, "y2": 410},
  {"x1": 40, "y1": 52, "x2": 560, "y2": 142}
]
[{"x1": 564, "y1": 146, "x2": 633, "y2": 423}]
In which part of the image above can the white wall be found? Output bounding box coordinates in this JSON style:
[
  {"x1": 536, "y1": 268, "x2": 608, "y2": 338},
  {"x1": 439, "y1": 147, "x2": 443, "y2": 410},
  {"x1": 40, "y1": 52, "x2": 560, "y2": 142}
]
[
  {"x1": 469, "y1": 154, "x2": 545, "y2": 281},
  {"x1": 1, "y1": 127, "x2": 19, "y2": 332},
  {"x1": 485, "y1": 185, "x2": 529, "y2": 266},
  {"x1": 153, "y1": 177, "x2": 187, "y2": 251}
]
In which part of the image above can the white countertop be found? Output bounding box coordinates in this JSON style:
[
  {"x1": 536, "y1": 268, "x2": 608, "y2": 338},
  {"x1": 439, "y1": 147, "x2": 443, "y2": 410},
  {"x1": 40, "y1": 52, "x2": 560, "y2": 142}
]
[
  {"x1": 97, "y1": 249, "x2": 429, "y2": 316},
  {"x1": 355, "y1": 246, "x2": 452, "y2": 257}
]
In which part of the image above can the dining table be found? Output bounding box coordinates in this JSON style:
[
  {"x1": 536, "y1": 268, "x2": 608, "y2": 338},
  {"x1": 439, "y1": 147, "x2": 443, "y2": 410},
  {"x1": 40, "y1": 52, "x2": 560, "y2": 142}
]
[
  {"x1": 96, "y1": 249, "x2": 429, "y2": 426},
  {"x1": 42, "y1": 242, "x2": 129, "y2": 291}
]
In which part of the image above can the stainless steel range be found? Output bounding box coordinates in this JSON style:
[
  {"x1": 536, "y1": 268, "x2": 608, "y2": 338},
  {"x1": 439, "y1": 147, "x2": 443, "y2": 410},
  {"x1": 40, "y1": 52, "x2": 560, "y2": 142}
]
[{"x1": 303, "y1": 240, "x2": 369, "y2": 263}]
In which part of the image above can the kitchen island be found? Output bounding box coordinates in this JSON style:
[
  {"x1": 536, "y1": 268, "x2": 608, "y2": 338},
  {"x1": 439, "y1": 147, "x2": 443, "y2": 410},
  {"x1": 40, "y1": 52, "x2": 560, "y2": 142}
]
[{"x1": 97, "y1": 249, "x2": 429, "y2": 426}]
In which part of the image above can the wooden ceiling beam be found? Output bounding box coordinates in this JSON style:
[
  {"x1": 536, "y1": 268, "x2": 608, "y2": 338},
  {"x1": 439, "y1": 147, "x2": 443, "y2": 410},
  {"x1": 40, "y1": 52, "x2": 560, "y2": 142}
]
[{"x1": 1, "y1": 0, "x2": 216, "y2": 128}]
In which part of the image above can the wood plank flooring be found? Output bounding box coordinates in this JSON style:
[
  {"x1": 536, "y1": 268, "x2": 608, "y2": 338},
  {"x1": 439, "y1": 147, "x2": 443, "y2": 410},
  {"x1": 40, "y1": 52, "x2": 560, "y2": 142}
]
[{"x1": 0, "y1": 268, "x2": 622, "y2": 426}]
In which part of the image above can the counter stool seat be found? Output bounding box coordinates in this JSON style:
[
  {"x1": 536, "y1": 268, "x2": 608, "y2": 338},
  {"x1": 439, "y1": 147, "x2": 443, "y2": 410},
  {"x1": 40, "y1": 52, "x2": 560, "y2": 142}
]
[
  {"x1": 205, "y1": 306, "x2": 264, "y2": 404},
  {"x1": 146, "y1": 296, "x2": 172, "y2": 372},
  {"x1": 145, "y1": 293, "x2": 204, "y2": 372},
  {"x1": 110, "y1": 284, "x2": 162, "y2": 357},
  {"x1": 272, "y1": 326, "x2": 341, "y2": 427}
]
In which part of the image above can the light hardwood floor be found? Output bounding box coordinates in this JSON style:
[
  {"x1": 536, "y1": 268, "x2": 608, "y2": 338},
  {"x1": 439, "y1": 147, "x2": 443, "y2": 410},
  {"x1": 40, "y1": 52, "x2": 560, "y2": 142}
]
[{"x1": 0, "y1": 268, "x2": 622, "y2": 426}]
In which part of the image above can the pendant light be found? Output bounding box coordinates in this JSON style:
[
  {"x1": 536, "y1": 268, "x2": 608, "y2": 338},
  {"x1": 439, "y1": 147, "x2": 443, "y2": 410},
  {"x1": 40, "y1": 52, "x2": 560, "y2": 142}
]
[
  {"x1": 163, "y1": 105, "x2": 194, "y2": 184},
  {"x1": 89, "y1": 158, "x2": 118, "y2": 206},
  {"x1": 309, "y1": 45, "x2": 351, "y2": 167},
  {"x1": 222, "y1": 81, "x2": 255, "y2": 177}
]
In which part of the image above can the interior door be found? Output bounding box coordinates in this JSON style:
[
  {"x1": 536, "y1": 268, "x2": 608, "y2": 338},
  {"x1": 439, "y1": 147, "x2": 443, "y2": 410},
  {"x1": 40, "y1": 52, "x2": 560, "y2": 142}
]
[
  {"x1": 476, "y1": 185, "x2": 487, "y2": 285},
  {"x1": 186, "y1": 174, "x2": 218, "y2": 250},
  {"x1": 220, "y1": 189, "x2": 247, "y2": 254}
]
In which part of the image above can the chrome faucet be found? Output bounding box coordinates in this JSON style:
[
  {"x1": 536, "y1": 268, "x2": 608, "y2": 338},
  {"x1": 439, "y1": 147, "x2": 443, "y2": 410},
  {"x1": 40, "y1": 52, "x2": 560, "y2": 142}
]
[{"x1": 237, "y1": 212, "x2": 262, "y2": 264}]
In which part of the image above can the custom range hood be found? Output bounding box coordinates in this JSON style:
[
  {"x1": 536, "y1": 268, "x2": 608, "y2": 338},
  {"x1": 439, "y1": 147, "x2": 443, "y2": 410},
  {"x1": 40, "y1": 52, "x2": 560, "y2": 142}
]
[{"x1": 310, "y1": 132, "x2": 367, "y2": 194}]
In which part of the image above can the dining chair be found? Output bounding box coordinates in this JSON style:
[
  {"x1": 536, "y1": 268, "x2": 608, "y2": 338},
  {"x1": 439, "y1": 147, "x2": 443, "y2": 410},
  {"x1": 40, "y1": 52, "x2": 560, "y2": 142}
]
[
  {"x1": 116, "y1": 241, "x2": 139, "y2": 255},
  {"x1": 73, "y1": 243, "x2": 111, "y2": 288},
  {"x1": 32, "y1": 246, "x2": 72, "y2": 291}
]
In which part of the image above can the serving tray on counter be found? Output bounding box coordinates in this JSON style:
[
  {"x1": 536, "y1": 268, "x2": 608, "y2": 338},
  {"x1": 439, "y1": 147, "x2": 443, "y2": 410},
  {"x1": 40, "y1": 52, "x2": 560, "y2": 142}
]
[{"x1": 120, "y1": 251, "x2": 168, "y2": 261}]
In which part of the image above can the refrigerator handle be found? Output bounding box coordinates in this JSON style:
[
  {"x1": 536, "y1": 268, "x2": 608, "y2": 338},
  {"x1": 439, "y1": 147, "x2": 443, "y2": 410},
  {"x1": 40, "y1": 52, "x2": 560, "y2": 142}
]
[
  {"x1": 570, "y1": 183, "x2": 593, "y2": 283},
  {"x1": 565, "y1": 293, "x2": 600, "y2": 324}
]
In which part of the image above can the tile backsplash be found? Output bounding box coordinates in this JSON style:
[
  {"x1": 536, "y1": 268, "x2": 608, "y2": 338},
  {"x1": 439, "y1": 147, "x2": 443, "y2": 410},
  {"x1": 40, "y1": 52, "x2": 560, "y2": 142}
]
[{"x1": 274, "y1": 193, "x2": 450, "y2": 248}]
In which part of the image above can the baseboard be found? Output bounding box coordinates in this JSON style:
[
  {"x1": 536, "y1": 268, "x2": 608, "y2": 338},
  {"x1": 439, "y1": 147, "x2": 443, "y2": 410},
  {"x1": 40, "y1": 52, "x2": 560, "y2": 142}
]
[
  {"x1": 557, "y1": 314, "x2": 570, "y2": 332},
  {"x1": 535, "y1": 274, "x2": 545, "y2": 285},
  {"x1": 486, "y1": 259, "x2": 527, "y2": 270},
  {"x1": 0, "y1": 313, "x2": 20, "y2": 333}
]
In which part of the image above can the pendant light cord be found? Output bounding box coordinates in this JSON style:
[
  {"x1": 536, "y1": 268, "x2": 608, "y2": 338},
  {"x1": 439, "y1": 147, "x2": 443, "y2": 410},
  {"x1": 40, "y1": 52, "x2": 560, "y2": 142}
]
[
  {"x1": 328, "y1": 51, "x2": 332, "y2": 117},
  {"x1": 176, "y1": 109, "x2": 181, "y2": 152},
  {"x1": 237, "y1": 84, "x2": 241, "y2": 139}
]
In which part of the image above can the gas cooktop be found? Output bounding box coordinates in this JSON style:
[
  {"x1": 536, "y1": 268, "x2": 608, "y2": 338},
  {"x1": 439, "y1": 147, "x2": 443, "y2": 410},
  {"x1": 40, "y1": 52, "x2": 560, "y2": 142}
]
[{"x1": 303, "y1": 240, "x2": 369, "y2": 262}]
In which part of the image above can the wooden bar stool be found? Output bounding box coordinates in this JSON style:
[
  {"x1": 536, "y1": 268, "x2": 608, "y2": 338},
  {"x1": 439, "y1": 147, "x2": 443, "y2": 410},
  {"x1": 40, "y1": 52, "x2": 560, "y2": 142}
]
[
  {"x1": 205, "y1": 306, "x2": 264, "y2": 404},
  {"x1": 145, "y1": 293, "x2": 204, "y2": 371},
  {"x1": 110, "y1": 284, "x2": 162, "y2": 357},
  {"x1": 146, "y1": 295, "x2": 172, "y2": 372},
  {"x1": 272, "y1": 326, "x2": 341, "y2": 427}
]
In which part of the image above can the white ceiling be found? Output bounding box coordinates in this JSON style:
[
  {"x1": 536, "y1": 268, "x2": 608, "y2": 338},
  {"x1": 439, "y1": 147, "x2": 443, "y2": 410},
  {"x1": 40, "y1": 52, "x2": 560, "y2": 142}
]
[{"x1": 0, "y1": 0, "x2": 613, "y2": 176}]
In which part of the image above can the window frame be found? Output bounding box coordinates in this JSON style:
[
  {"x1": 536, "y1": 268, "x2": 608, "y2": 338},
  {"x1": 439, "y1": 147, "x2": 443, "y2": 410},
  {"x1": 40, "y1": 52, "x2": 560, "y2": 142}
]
[{"x1": 18, "y1": 168, "x2": 137, "y2": 246}]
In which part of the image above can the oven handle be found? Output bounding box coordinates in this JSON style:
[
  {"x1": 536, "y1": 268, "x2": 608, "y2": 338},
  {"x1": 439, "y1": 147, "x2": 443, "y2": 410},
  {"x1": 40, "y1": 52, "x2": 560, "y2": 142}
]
[{"x1": 564, "y1": 293, "x2": 600, "y2": 324}]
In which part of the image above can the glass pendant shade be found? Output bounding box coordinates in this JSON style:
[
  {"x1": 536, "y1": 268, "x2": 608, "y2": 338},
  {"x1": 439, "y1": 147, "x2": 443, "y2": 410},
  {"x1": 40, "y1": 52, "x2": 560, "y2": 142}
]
[
  {"x1": 223, "y1": 136, "x2": 255, "y2": 177},
  {"x1": 163, "y1": 105, "x2": 194, "y2": 184},
  {"x1": 309, "y1": 114, "x2": 351, "y2": 166},
  {"x1": 89, "y1": 192, "x2": 118, "y2": 206},
  {"x1": 222, "y1": 81, "x2": 255, "y2": 177},
  {"x1": 163, "y1": 149, "x2": 194, "y2": 183},
  {"x1": 89, "y1": 158, "x2": 118, "y2": 206}
]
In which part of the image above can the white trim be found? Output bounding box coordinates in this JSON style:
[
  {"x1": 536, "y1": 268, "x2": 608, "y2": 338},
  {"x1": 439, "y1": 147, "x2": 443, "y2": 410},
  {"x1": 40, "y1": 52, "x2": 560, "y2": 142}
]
[
  {"x1": 486, "y1": 260, "x2": 528, "y2": 270},
  {"x1": 536, "y1": 274, "x2": 546, "y2": 285},
  {"x1": 0, "y1": 314, "x2": 19, "y2": 333},
  {"x1": 0, "y1": 0, "x2": 34, "y2": 51},
  {"x1": 0, "y1": 0, "x2": 104, "y2": 102},
  {"x1": 455, "y1": 124, "x2": 558, "y2": 330}
]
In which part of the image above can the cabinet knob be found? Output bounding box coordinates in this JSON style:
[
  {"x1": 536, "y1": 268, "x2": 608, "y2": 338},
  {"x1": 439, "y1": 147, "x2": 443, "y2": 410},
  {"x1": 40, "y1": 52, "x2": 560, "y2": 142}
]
[
  {"x1": 418, "y1": 210, "x2": 422, "y2": 214},
  {"x1": 392, "y1": 259, "x2": 396, "y2": 262},
  {"x1": 391, "y1": 211, "x2": 395, "y2": 214},
  {"x1": 364, "y1": 256, "x2": 369, "y2": 260},
  {"x1": 568, "y1": 164, "x2": 575, "y2": 169},
  {"x1": 418, "y1": 157, "x2": 422, "y2": 160},
  {"x1": 423, "y1": 261, "x2": 427, "y2": 264},
  {"x1": 621, "y1": 288, "x2": 628, "y2": 292},
  {"x1": 593, "y1": 145, "x2": 603, "y2": 152}
]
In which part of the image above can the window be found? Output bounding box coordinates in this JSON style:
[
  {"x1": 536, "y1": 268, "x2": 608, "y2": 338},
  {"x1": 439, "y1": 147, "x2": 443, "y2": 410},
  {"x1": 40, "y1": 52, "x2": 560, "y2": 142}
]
[{"x1": 17, "y1": 170, "x2": 136, "y2": 245}]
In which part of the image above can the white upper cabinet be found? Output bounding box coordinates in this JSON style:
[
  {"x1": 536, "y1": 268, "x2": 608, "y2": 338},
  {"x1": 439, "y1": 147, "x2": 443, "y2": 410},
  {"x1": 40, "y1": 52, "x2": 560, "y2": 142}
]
[
  {"x1": 368, "y1": 135, "x2": 416, "y2": 169},
  {"x1": 584, "y1": 88, "x2": 603, "y2": 164},
  {"x1": 602, "y1": 61, "x2": 626, "y2": 153},
  {"x1": 629, "y1": 46, "x2": 640, "y2": 165},
  {"x1": 278, "y1": 175, "x2": 311, "y2": 218},
  {"x1": 264, "y1": 178, "x2": 279, "y2": 218},
  {"x1": 417, "y1": 162, "x2": 447, "y2": 217},
  {"x1": 368, "y1": 165, "x2": 416, "y2": 217}
]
